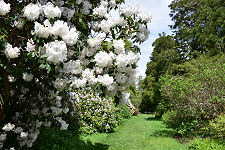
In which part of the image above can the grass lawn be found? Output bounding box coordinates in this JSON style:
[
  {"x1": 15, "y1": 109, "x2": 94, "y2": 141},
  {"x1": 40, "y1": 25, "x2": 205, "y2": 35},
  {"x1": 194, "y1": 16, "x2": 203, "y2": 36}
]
[
  {"x1": 34, "y1": 114, "x2": 188, "y2": 150},
  {"x1": 82, "y1": 114, "x2": 188, "y2": 150}
]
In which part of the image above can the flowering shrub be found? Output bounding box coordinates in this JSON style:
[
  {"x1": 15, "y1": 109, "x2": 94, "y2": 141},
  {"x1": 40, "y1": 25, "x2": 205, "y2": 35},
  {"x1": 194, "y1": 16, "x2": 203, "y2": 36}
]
[
  {"x1": 0, "y1": 0, "x2": 151, "y2": 149},
  {"x1": 71, "y1": 88, "x2": 118, "y2": 134}
]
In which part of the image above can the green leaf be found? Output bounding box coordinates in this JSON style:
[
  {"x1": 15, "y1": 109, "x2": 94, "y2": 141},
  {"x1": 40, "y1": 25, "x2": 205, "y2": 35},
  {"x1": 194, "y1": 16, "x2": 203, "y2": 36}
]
[{"x1": 40, "y1": 54, "x2": 48, "y2": 59}]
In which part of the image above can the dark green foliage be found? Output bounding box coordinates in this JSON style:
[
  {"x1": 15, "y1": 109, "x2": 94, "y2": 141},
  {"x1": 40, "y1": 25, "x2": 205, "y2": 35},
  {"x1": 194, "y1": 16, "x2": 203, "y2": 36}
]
[
  {"x1": 169, "y1": 0, "x2": 225, "y2": 57},
  {"x1": 141, "y1": 33, "x2": 180, "y2": 113},
  {"x1": 33, "y1": 127, "x2": 109, "y2": 150},
  {"x1": 115, "y1": 105, "x2": 132, "y2": 124},
  {"x1": 160, "y1": 55, "x2": 225, "y2": 135}
]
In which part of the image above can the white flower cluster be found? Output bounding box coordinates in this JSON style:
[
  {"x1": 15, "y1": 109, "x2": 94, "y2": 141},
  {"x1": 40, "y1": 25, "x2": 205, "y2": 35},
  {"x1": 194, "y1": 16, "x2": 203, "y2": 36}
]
[
  {"x1": 113, "y1": 39, "x2": 125, "y2": 54},
  {"x1": 44, "y1": 40, "x2": 67, "y2": 64},
  {"x1": 4, "y1": 43, "x2": 20, "y2": 59},
  {"x1": 26, "y1": 39, "x2": 35, "y2": 52},
  {"x1": 93, "y1": 2, "x2": 108, "y2": 17},
  {"x1": 97, "y1": 74, "x2": 114, "y2": 87},
  {"x1": 94, "y1": 51, "x2": 114, "y2": 68},
  {"x1": 115, "y1": 51, "x2": 139, "y2": 68},
  {"x1": 139, "y1": 12, "x2": 152, "y2": 22},
  {"x1": 120, "y1": 92, "x2": 130, "y2": 105},
  {"x1": 81, "y1": 1, "x2": 92, "y2": 15},
  {"x1": 0, "y1": 0, "x2": 10, "y2": 15},
  {"x1": 87, "y1": 36, "x2": 102, "y2": 48},
  {"x1": 122, "y1": 3, "x2": 140, "y2": 17},
  {"x1": 53, "y1": 78, "x2": 67, "y2": 90},
  {"x1": 24, "y1": 2, "x2": 61, "y2": 20},
  {"x1": 136, "y1": 25, "x2": 150, "y2": 42},
  {"x1": 22, "y1": 72, "x2": 33, "y2": 82},
  {"x1": 43, "y1": 2, "x2": 61, "y2": 19},
  {"x1": 24, "y1": 3, "x2": 42, "y2": 21},
  {"x1": 34, "y1": 20, "x2": 79, "y2": 46},
  {"x1": 63, "y1": 60, "x2": 82, "y2": 74}
]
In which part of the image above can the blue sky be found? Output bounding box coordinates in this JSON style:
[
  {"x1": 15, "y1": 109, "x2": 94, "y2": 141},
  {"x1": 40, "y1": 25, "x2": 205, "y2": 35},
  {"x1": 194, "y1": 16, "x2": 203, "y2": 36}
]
[{"x1": 124, "y1": 0, "x2": 173, "y2": 78}]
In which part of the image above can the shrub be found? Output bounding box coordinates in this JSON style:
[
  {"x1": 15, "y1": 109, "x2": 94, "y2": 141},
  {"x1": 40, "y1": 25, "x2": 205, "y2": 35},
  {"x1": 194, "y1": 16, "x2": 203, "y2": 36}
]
[
  {"x1": 189, "y1": 138, "x2": 225, "y2": 150},
  {"x1": 160, "y1": 56, "x2": 225, "y2": 135},
  {"x1": 71, "y1": 88, "x2": 118, "y2": 134},
  {"x1": 208, "y1": 114, "x2": 225, "y2": 139},
  {"x1": 126, "y1": 87, "x2": 142, "y2": 110}
]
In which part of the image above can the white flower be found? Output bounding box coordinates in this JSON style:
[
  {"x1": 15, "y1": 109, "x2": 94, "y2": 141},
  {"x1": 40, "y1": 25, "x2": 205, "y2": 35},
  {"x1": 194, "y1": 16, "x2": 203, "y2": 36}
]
[
  {"x1": 94, "y1": 51, "x2": 114, "y2": 68},
  {"x1": 120, "y1": 92, "x2": 130, "y2": 105},
  {"x1": 82, "y1": 68, "x2": 98, "y2": 85},
  {"x1": 63, "y1": 60, "x2": 82, "y2": 74},
  {"x1": 14, "y1": 18, "x2": 24, "y2": 29},
  {"x1": 136, "y1": 25, "x2": 150, "y2": 42},
  {"x1": 20, "y1": 132, "x2": 28, "y2": 138},
  {"x1": 99, "y1": 18, "x2": 115, "y2": 33},
  {"x1": 115, "y1": 73, "x2": 128, "y2": 84},
  {"x1": 53, "y1": 78, "x2": 67, "y2": 90},
  {"x1": 26, "y1": 39, "x2": 35, "y2": 52},
  {"x1": 62, "y1": 27, "x2": 78, "y2": 46},
  {"x1": 87, "y1": 36, "x2": 101, "y2": 48},
  {"x1": 24, "y1": 3, "x2": 42, "y2": 21},
  {"x1": 81, "y1": 1, "x2": 92, "y2": 15},
  {"x1": 34, "y1": 20, "x2": 52, "y2": 38},
  {"x1": 43, "y1": 2, "x2": 61, "y2": 19},
  {"x1": 139, "y1": 12, "x2": 152, "y2": 22},
  {"x1": 109, "y1": 0, "x2": 116, "y2": 8},
  {"x1": 50, "y1": 106, "x2": 62, "y2": 116},
  {"x1": 8, "y1": 75, "x2": 16, "y2": 82},
  {"x1": 22, "y1": 72, "x2": 33, "y2": 82},
  {"x1": 113, "y1": 39, "x2": 125, "y2": 54},
  {"x1": 97, "y1": 74, "x2": 114, "y2": 87},
  {"x1": 82, "y1": 47, "x2": 96, "y2": 57},
  {"x1": 0, "y1": 133, "x2": 7, "y2": 141},
  {"x1": 5, "y1": 43, "x2": 20, "y2": 59},
  {"x1": 60, "y1": 121, "x2": 69, "y2": 130},
  {"x1": 63, "y1": 107, "x2": 69, "y2": 114},
  {"x1": 93, "y1": 4, "x2": 107, "y2": 17},
  {"x1": 51, "y1": 20, "x2": 70, "y2": 37},
  {"x1": 122, "y1": 3, "x2": 140, "y2": 17},
  {"x1": 2, "y1": 123, "x2": 15, "y2": 131},
  {"x1": 0, "y1": 0, "x2": 10, "y2": 15},
  {"x1": 44, "y1": 40, "x2": 67, "y2": 64},
  {"x1": 13, "y1": 127, "x2": 23, "y2": 134}
]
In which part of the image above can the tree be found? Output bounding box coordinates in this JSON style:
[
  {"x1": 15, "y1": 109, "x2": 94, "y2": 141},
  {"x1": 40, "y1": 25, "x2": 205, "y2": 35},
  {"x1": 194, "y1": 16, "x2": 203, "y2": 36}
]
[
  {"x1": 0, "y1": 0, "x2": 151, "y2": 148},
  {"x1": 169, "y1": 0, "x2": 225, "y2": 57},
  {"x1": 141, "y1": 33, "x2": 180, "y2": 113}
]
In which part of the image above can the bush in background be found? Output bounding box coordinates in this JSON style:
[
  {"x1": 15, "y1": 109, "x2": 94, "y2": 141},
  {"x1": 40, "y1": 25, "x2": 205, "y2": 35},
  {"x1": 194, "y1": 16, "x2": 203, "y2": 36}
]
[
  {"x1": 115, "y1": 104, "x2": 132, "y2": 125},
  {"x1": 160, "y1": 55, "x2": 225, "y2": 136}
]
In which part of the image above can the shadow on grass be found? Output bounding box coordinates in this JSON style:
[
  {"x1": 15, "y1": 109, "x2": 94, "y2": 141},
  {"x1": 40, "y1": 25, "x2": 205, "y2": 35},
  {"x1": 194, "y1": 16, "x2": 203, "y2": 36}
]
[
  {"x1": 144, "y1": 116, "x2": 161, "y2": 121},
  {"x1": 151, "y1": 129, "x2": 177, "y2": 137},
  {"x1": 31, "y1": 127, "x2": 109, "y2": 150}
]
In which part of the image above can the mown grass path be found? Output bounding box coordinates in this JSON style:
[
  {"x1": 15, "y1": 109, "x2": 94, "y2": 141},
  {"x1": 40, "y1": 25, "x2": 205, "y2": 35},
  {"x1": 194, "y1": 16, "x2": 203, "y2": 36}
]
[{"x1": 84, "y1": 114, "x2": 188, "y2": 150}]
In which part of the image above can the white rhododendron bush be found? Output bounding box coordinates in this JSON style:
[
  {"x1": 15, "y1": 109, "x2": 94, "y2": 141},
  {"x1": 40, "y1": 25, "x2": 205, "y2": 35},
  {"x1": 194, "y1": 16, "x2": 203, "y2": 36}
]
[{"x1": 0, "y1": 0, "x2": 151, "y2": 148}]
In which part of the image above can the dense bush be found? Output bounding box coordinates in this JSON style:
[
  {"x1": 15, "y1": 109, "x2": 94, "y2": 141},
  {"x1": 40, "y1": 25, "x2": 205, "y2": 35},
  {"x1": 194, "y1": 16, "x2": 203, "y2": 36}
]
[
  {"x1": 115, "y1": 104, "x2": 132, "y2": 122},
  {"x1": 189, "y1": 138, "x2": 225, "y2": 150},
  {"x1": 160, "y1": 56, "x2": 225, "y2": 135},
  {"x1": 71, "y1": 88, "x2": 118, "y2": 134},
  {"x1": 208, "y1": 113, "x2": 225, "y2": 139}
]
